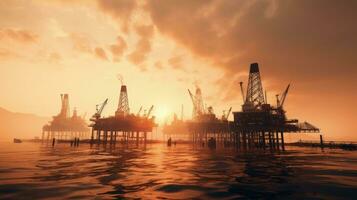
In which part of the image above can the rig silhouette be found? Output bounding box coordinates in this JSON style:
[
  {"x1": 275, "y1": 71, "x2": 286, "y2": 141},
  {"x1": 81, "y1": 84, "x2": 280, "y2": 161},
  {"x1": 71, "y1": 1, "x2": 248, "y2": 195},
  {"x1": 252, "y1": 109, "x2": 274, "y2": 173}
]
[
  {"x1": 89, "y1": 83, "x2": 157, "y2": 145},
  {"x1": 42, "y1": 94, "x2": 90, "y2": 141},
  {"x1": 164, "y1": 62, "x2": 319, "y2": 150}
]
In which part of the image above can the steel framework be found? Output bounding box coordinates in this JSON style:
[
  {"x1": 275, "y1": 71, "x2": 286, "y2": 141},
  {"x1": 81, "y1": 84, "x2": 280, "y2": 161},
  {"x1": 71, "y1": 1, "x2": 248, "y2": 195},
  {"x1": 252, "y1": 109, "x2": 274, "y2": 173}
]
[
  {"x1": 116, "y1": 85, "x2": 130, "y2": 116},
  {"x1": 246, "y1": 63, "x2": 265, "y2": 106}
]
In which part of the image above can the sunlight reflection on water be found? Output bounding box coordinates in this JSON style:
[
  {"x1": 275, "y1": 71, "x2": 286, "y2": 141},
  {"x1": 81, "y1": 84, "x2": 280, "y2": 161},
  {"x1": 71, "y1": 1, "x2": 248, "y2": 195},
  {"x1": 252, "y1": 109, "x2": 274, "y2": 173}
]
[{"x1": 0, "y1": 142, "x2": 356, "y2": 199}]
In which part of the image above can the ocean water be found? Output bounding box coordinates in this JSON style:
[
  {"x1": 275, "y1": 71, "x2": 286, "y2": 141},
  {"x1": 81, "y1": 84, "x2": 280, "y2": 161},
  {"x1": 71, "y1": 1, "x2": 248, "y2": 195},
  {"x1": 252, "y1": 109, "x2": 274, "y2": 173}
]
[{"x1": 0, "y1": 141, "x2": 356, "y2": 199}]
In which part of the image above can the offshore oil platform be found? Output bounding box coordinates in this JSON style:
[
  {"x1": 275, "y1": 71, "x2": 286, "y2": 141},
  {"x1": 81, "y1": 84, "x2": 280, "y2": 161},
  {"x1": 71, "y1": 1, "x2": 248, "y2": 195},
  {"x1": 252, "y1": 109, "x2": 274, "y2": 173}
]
[
  {"x1": 163, "y1": 86, "x2": 232, "y2": 143},
  {"x1": 186, "y1": 86, "x2": 233, "y2": 146},
  {"x1": 162, "y1": 106, "x2": 189, "y2": 141},
  {"x1": 89, "y1": 82, "x2": 157, "y2": 145},
  {"x1": 232, "y1": 63, "x2": 319, "y2": 150},
  {"x1": 164, "y1": 63, "x2": 319, "y2": 150},
  {"x1": 42, "y1": 94, "x2": 90, "y2": 141}
]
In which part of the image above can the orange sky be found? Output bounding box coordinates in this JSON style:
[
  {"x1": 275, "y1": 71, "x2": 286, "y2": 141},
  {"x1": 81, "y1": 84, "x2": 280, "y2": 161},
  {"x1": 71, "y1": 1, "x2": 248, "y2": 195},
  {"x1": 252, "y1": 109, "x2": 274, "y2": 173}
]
[{"x1": 0, "y1": 0, "x2": 356, "y2": 141}]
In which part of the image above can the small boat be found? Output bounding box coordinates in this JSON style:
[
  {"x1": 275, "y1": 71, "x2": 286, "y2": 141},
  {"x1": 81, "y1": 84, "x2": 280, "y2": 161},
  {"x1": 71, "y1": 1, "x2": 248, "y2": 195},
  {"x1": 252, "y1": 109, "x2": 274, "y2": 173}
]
[{"x1": 13, "y1": 138, "x2": 22, "y2": 143}]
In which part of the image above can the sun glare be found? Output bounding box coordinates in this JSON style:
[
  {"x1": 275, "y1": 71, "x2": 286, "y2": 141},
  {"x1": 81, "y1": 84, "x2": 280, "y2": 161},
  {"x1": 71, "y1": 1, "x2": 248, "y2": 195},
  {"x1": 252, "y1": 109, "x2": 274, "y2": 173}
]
[{"x1": 154, "y1": 105, "x2": 170, "y2": 125}]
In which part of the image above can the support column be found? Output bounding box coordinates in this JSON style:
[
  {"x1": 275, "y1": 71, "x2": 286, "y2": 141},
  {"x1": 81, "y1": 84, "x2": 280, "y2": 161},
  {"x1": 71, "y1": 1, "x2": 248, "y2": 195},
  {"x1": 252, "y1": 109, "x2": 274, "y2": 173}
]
[
  {"x1": 47, "y1": 131, "x2": 49, "y2": 141},
  {"x1": 268, "y1": 132, "x2": 272, "y2": 149},
  {"x1": 243, "y1": 132, "x2": 247, "y2": 149},
  {"x1": 144, "y1": 132, "x2": 147, "y2": 144},
  {"x1": 237, "y1": 132, "x2": 241, "y2": 149},
  {"x1": 98, "y1": 130, "x2": 101, "y2": 143},
  {"x1": 281, "y1": 131, "x2": 285, "y2": 151},
  {"x1": 42, "y1": 130, "x2": 45, "y2": 142},
  {"x1": 271, "y1": 132, "x2": 276, "y2": 149}
]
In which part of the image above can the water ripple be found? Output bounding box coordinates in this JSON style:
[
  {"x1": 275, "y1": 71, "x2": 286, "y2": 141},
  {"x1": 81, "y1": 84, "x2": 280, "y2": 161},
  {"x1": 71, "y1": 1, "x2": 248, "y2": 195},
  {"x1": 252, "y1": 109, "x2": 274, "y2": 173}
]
[{"x1": 0, "y1": 142, "x2": 356, "y2": 199}]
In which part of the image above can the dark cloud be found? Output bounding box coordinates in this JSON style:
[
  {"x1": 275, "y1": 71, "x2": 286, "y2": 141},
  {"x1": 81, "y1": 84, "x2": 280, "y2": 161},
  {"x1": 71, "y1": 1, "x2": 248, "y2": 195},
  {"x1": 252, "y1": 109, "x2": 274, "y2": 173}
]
[
  {"x1": 127, "y1": 25, "x2": 154, "y2": 65},
  {"x1": 94, "y1": 47, "x2": 108, "y2": 61},
  {"x1": 110, "y1": 35, "x2": 127, "y2": 62},
  {"x1": 145, "y1": 0, "x2": 357, "y2": 98},
  {"x1": 97, "y1": 0, "x2": 137, "y2": 32},
  {"x1": 0, "y1": 28, "x2": 38, "y2": 43}
]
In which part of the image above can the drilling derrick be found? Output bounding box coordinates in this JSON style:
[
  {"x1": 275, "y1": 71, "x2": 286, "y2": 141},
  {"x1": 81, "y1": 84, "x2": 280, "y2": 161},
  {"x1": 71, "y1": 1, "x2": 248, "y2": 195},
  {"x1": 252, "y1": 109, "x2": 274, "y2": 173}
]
[
  {"x1": 195, "y1": 87, "x2": 204, "y2": 116},
  {"x1": 188, "y1": 86, "x2": 205, "y2": 120},
  {"x1": 90, "y1": 81, "x2": 157, "y2": 145},
  {"x1": 244, "y1": 63, "x2": 265, "y2": 111},
  {"x1": 42, "y1": 94, "x2": 90, "y2": 141},
  {"x1": 60, "y1": 94, "x2": 70, "y2": 118},
  {"x1": 115, "y1": 85, "x2": 130, "y2": 117},
  {"x1": 232, "y1": 62, "x2": 320, "y2": 151}
]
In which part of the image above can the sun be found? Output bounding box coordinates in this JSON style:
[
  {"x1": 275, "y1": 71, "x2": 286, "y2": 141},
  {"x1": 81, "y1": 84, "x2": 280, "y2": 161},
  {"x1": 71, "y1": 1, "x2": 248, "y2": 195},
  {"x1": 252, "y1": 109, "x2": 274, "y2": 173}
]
[{"x1": 154, "y1": 105, "x2": 170, "y2": 125}]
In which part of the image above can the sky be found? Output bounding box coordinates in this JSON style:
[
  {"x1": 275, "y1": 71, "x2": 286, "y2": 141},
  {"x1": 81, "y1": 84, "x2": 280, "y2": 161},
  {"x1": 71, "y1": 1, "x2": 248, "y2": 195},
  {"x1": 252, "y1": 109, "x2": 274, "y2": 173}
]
[{"x1": 0, "y1": 0, "x2": 356, "y2": 141}]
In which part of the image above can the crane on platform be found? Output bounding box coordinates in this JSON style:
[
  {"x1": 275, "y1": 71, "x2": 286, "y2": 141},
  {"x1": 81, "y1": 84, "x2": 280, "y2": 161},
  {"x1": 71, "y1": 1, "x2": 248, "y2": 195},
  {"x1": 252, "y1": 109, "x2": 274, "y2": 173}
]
[
  {"x1": 188, "y1": 87, "x2": 204, "y2": 119},
  {"x1": 144, "y1": 105, "x2": 154, "y2": 118},
  {"x1": 90, "y1": 98, "x2": 108, "y2": 121},
  {"x1": 188, "y1": 89, "x2": 197, "y2": 118},
  {"x1": 239, "y1": 82, "x2": 246, "y2": 103},
  {"x1": 137, "y1": 106, "x2": 143, "y2": 116},
  {"x1": 276, "y1": 84, "x2": 290, "y2": 108},
  {"x1": 188, "y1": 89, "x2": 195, "y2": 104},
  {"x1": 222, "y1": 107, "x2": 232, "y2": 121},
  {"x1": 147, "y1": 105, "x2": 154, "y2": 118}
]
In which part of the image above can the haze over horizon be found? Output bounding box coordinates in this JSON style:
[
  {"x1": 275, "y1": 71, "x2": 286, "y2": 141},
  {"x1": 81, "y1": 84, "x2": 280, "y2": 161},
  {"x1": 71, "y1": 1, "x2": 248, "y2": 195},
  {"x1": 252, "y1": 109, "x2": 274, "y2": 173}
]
[{"x1": 0, "y1": 0, "x2": 356, "y2": 141}]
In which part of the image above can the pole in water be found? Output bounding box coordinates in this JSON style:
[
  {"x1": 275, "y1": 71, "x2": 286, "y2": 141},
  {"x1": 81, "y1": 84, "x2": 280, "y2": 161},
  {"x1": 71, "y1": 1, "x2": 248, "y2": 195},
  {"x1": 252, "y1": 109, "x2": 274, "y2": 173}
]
[
  {"x1": 167, "y1": 137, "x2": 172, "y2": 147},
  {"x1": 52, "y1": 138, "x2": 55, "y2": 147},
  {"x1": 77, "y1": 138, "x2": 80, "y2": 146},
  {"x1": 320, "y1": 134, "x2": 324, "y2": 149}
]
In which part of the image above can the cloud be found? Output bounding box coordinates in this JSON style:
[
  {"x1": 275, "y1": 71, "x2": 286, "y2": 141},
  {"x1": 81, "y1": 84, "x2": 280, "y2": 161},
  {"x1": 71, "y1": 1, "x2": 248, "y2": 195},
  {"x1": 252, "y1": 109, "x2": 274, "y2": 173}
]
[
  {"x1": 168, "y1": 55, "x2": 183, "y2": 70},
  {"x1": 137, "y1": 64, "x2": 147, "y2": 72},
  {"x1": 127, "y1": 24, "x2": 154, "y2": 65},
  {"x1": 110, "y1": 35, "x2": 127, "y2": 62},
  {"x1": 154, "y1": 61, "x2": 163, "y2": 70},
  {"x1": 94, "y1": 47, "x2": 108, "y2": 61},
  {"x1": 0, "y1": 48, "x2": 16, "y2": 60},
  {"x1": 0, "y1": 28, "x2": 38, "y2": 43},
  {"x1": 97, "y1": 0, "x2": 137, "y2": 32},
  {"x1": 69, "y1": 33, "x2": 93, "y2": 54},
  {"x1": 48, "y1": 52, "x2": 62, "y2": 63},
  {"x1": 145, "y1": 0, "x2": 357, "y2": 100}
]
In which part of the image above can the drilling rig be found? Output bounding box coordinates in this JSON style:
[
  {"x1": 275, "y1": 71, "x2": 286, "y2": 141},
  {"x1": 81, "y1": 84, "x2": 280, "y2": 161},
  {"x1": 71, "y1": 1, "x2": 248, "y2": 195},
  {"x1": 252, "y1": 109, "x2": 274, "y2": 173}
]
[
  {"x1": 232, "y1": 63, "x2": 319, "y2": 150},
  {"x1": 115, "y1": 85, "x2": 130, "y2": 117},
  {"x1": 89, "y1": 79, "x2": 157, "y2": 144},
  {"x1": 42, "y1": 94, "x2": 90, "y2": 141},
  {"x1": 90, "y1": 98, "x2": 108, "y2": 122},
  {"x1": 188, "y1": 87, "x2": 205, "y2": 120},
  {"x1": 236, "y1": 63, "x2": 294, "y2": 128}
]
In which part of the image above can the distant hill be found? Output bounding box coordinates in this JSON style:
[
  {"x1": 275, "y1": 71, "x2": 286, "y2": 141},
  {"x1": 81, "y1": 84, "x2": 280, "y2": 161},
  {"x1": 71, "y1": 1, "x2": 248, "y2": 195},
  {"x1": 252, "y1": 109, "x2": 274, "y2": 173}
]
[{"x1": 0, "y1": 107, "x2": 50, "y2": 141}]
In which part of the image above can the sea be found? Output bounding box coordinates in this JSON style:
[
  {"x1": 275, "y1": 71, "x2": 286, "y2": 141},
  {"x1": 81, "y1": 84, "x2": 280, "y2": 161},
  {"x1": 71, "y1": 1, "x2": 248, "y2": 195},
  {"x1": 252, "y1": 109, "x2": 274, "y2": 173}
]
[{"x1": 0, "y1": 141, "x2": 356, "y2": 199}]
